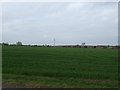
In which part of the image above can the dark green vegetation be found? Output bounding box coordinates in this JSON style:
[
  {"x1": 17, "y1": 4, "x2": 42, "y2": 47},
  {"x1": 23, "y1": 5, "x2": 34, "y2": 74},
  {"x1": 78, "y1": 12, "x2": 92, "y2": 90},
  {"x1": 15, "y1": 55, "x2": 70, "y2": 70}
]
[{"x1": 2, "y1": 46, "x2": 118, "y2": 88}]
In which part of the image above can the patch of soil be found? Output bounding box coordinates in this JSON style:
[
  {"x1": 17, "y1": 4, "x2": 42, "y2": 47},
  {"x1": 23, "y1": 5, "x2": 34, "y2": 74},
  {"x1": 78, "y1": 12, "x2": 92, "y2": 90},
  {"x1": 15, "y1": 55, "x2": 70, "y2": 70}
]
[
  {"x1": 2, "y1": 82, "x2": 47, "y2": 88},
  {"x1": 79, "y1": 78, "x2": 112, "y2": 82}
]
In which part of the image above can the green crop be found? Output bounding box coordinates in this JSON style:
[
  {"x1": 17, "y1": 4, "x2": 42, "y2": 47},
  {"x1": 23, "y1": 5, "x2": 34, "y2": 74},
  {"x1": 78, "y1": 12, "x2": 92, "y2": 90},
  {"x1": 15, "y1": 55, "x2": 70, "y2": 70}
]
[{"x1": 2, "y1": 46, "x2": 118, "y2": 88}]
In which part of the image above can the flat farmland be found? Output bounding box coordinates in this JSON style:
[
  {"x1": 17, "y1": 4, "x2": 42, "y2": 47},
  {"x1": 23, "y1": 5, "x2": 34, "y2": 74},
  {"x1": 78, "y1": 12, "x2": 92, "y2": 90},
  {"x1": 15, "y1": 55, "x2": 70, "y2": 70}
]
[{"x1": 2, "y1": 46, "x2": 118, "y2": 88}]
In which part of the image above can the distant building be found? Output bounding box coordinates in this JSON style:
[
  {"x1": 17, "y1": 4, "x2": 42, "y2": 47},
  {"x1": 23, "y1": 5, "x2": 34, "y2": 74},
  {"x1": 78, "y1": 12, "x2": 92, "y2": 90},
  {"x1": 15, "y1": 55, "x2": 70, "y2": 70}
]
[
  {"x1": 16, "y1": 41, "x2": 22, "y2": 46},
  {"x1": 81, "y1": 43, "x2": 86, "y2": 48},
  {"x1": 82, "y1": 43, "x2": 85, "y2": 46}
]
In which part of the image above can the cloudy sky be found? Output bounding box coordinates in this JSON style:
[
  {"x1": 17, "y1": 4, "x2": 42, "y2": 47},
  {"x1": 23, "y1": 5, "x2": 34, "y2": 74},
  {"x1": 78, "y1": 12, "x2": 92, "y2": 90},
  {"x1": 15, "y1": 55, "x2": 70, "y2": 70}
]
[{"x1": 2, "y1": 2, "x2": 118, "y2": 45}]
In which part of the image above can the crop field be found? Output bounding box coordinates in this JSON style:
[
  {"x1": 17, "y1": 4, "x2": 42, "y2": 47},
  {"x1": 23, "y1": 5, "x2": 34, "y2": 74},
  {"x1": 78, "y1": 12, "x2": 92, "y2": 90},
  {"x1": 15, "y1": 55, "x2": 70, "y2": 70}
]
[{"x1": 2, "y1": 46, "x2": 118, "y2": 88}]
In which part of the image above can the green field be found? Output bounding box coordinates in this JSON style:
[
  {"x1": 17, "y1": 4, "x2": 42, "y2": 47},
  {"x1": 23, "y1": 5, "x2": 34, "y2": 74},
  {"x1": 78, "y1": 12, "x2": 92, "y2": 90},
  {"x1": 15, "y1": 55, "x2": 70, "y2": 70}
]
[{"x1": 2, "y1": 46, "x2": 118, "y2": 88}]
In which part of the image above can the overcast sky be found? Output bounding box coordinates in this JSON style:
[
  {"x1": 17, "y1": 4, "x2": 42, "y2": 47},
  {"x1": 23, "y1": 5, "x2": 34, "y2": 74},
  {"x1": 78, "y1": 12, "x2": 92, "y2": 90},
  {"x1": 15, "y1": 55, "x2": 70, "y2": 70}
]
[{"x1": 2, "y1": 2, "x2": 118, "y2": 45}]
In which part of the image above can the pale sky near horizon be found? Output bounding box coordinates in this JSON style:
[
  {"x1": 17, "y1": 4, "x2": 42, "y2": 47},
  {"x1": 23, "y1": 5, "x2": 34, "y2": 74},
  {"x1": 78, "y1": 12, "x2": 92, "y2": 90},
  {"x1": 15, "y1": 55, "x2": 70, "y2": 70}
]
[{"x1": 2, "y1": 2, "x2": 118, "y2": 45}]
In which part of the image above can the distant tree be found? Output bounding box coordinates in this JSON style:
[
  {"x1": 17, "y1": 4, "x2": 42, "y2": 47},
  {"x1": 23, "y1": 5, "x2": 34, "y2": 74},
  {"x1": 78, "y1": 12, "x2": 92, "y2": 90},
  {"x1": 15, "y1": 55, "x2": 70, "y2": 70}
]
[{"x1": 16, "y1": 41, "x2": 22, "y2": 46}]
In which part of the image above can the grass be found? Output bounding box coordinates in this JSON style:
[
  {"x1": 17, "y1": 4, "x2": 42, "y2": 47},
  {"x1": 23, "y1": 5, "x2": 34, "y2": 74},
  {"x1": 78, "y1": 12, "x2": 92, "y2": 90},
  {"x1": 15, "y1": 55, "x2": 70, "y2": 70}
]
[
  {"x1": 0, "y1": 45, "x2": 2, "y2": 87},
  {"x1": 2, "y1": 46, "x2": 118, "y2": 88}
]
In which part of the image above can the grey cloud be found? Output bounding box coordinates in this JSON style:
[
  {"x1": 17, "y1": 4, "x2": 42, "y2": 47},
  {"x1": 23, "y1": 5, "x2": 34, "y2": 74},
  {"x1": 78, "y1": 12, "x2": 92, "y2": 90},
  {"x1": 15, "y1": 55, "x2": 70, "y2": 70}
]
[{"x1": 2, "y1": 2, "x2": 118, "y2": 45}]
